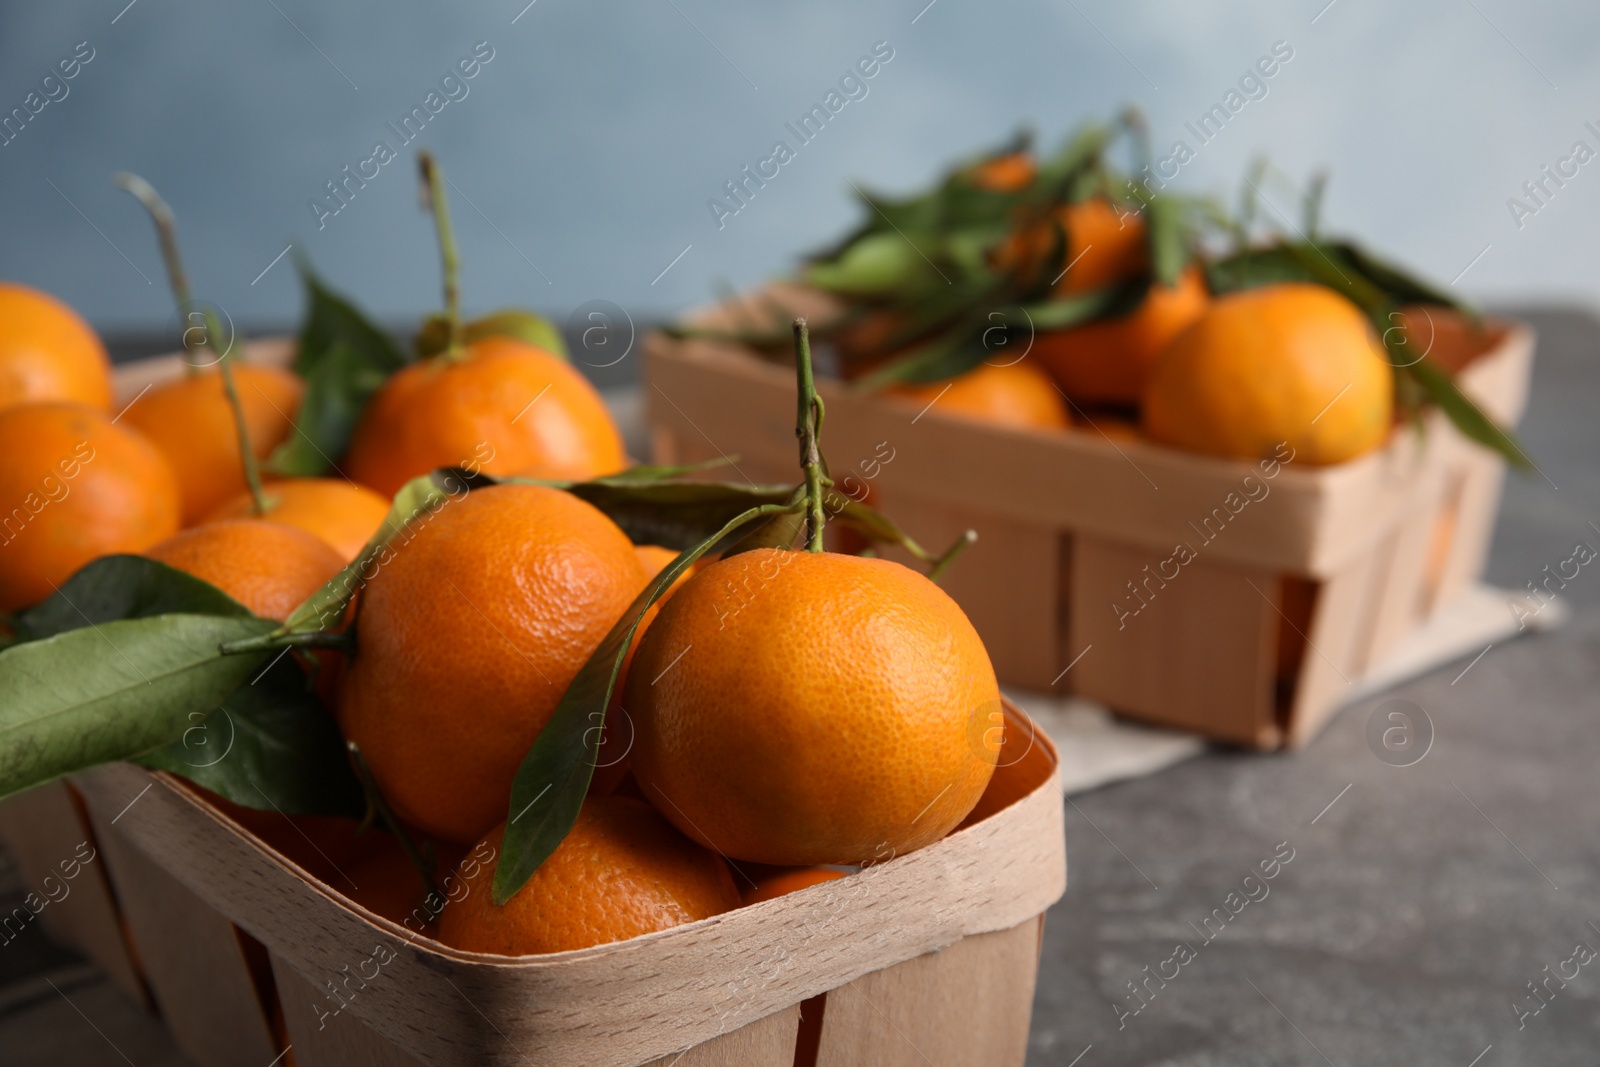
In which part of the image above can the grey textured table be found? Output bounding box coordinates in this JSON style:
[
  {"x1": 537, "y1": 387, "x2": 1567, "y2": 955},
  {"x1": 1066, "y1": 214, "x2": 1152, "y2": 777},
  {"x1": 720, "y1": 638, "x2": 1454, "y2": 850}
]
[{"x1": 1, "y1": 310, "x2": 1594, "y2": 1066}]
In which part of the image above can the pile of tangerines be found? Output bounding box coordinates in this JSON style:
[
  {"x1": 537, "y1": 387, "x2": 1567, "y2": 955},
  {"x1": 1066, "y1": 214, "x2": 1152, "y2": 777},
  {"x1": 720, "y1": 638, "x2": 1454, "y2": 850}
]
[
  {"x1": 0, "y1": 159, "x2": 1003, "y2": 956},
  {"x1": 724, "y1": 119, "x2": 1525, "y2": 470}
]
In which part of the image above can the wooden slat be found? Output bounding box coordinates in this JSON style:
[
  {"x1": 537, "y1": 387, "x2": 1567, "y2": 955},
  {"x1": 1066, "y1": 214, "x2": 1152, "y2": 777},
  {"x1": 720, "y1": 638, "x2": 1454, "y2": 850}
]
[
  {"x1": 1283, "y1": 553, "x2": 1385, "y2": 747},
  {"x1": 814, "y1": 919, "x2": 1042, "y2": 1067},
  {"x1": 87, "y1": 801, "x2": 279, "y2": 1067},
  {"x1": 1364, "y1": 471, "x2": 1447, "y2": 656},
  {"x1": 1069, "y1": 538, "x2": 1279, "y2": 747},
  {"x1": 273, "y1": 955, "x2": 428, "y2": 1067},
  {"x1": 0, "y1": 781, "x2": 148, "y2": 1009},
  {"x1": 1435, "y1": 450, "x2": 1509, "y2": 612},
  {"x1": 640, "y1": 1005, "x2": 801, "y2": 1067}
]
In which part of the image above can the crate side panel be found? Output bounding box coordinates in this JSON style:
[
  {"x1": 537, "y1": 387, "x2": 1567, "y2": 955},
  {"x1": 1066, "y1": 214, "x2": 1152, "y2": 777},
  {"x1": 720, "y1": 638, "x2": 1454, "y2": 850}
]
[
  {"x1": 1283, "y1": 550, "x2": 1387, "y2": 747},
  {"x1": 87, "y1": 803, "x2": 278, "y2": 1067},
  {"x1": 814, "y1": 919, "x2": 1041, "y2": 1067},
  {"x1": 0, "y1": 781, "x2": 147, "y2": 1007},
  {"x1": 1364, "y1": 472, "x2": 1447, "y2": 654},
  {"x1": 274, "y1": 954, "x2": 429, "y2": 1067},
  {"x1": 1436, "y1": 450, "x2": 1508, "y2": 610},
  {"x1": 1070, "y1": 538, "x2": 1278, "y2": 746}
]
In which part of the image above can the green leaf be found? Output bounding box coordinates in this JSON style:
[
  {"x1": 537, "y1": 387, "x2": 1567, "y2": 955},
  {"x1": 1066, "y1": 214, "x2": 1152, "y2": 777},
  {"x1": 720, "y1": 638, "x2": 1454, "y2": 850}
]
[
  {"x1": 718, "y1": 501, "x2": 808, "y2": 557},
  {"x1": 268, "y1": 341, "x2": 388, "y2": 476},
  {"x1": 493, "y1": 501, "x2": 800, "y2": 905},
  {"x1": 565, "y1": 481, "x2": 796, "y2": 550},
  {"x1": 1402, "y1": 355, "x2": 1533, "y2": 471},
  {"x1": 807, "y1": 233, "x2": 939, "y2": 295},
  {"x1": 291, "y1": 262, "x2": 407, "y2": 379},
  {"x1": 0, "y1": 614, "x2": 276, "y2": 802},
  {"x1": 1205, "y1": 245, "x2": 1322, "y2": 295},
  {"x1": 137, "y1": 652, "x2": 364, "y2": 817},
  {"x1": 1332, "y1": 242, "x2": 1469, "y2": 313},
  {"x1": 1144, "y1": 195, "x2": 1187, "y2": 286},
  {"x1": 1021, "y1": 278, "x2": 1149, "y2": 331},
  {"x1": 854, "y1": 329, "x2": 988, "y2": 389},
  {"x1": 270, "y1": 262, "x2": 408, "y2": 477},
  {"x1": 12, "y1": 556, "x2": 249, "y2": 643}
]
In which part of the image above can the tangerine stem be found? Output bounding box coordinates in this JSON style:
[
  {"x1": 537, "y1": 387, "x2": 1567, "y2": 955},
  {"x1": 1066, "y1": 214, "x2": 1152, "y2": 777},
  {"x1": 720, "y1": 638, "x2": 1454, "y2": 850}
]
[
  {"x1": 418, "y1": 151, "x2": 464, "y2": 359},
  {"x1": 792, "y1": 318, "x2": 826, "y2": 552},
  {"x1": 926, "y1": 529, "x2": 978, "y2": 583},
  {"x1": 116, "y1": 173, "x2": 271, "y2": 517}
]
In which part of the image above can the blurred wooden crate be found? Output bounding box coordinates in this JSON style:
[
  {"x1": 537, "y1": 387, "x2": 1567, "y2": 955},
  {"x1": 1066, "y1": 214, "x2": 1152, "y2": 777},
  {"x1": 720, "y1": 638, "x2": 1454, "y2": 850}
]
[{"x1": 644, "y1": 287, "x2": 1534, "y2": 748}]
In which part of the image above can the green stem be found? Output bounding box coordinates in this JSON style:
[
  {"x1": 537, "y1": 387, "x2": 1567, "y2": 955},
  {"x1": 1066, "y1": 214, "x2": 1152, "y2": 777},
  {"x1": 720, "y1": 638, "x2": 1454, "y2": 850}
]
[
  {"x1": 418, "y1": 151, "x2": 464, "y2": 358},
  {"x1": 926, "y1": 529, "x2": 978, "y2": 583},
  {"x1": 347, "y1": 742, "x2": 442, "y2": 912},
  {"x1": 219, "y1": 630, "x2": 354, "y2": 656},
  {"x1": 792, "y1": 318, "x2": 827, "y2": 552},
  {"x1": 115, "y1": 173, "x2": 272, "y2": 517}
]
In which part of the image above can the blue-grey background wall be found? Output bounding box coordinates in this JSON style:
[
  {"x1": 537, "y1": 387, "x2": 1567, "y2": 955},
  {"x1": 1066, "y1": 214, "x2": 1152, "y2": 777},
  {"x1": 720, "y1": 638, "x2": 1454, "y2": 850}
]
[{"x1": 1, "y1": 1, "x2": 1596, "y2": 341}]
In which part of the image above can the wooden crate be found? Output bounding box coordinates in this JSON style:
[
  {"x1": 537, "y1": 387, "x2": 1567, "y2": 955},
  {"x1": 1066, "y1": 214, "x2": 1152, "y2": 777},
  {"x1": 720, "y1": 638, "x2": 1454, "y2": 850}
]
[
  {"x1": 57, "y1": 701, "x2": 1061, "y2": 1067},
  {"x1": 3, "y1": 341, "x2": 1062, "y2": 1064},
  {"x1": 644, "y1": 288, "x2": 1534, "y2": 748}
]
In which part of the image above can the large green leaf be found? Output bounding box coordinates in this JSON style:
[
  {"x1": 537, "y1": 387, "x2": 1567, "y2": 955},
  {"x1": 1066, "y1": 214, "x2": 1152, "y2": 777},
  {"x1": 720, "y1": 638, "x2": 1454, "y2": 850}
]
[
  {"x1": 807, "y1": 233, "x2": 940, "y2": 296},
  {"x1": 1402, "y1": 354, "x2": 1533, "y2": 471},
  {"x1": 12, "y1": 556, "x2": 248, "y2": 643},
  {"x1": 291, "y1": 262, "x2": 407, "y2": 379},
  {"x1": 1333, "y1": 242, "x2": 1469, "y2": 313},
  {"x1": 0, "y1": 614, "x2": 275, "y2": 802},
  {"x1": 269, "y1": 341, "x2": 389, "y2": 476},
  {"x1": 564, "y1": 481, "x2": 796, "y2": 550},
  {"x1": 493, "y1": 501, "x2": 799, "y2": 905},
  {"x1": 138, "y1": 652, "x2": 363, "y2": 816},
  {"x1": 269, "y1": 263, "x2": 408, "y2": 477},
  {"x1": 1144, "y1": 195, "x2": 1188, "y2": 287}
]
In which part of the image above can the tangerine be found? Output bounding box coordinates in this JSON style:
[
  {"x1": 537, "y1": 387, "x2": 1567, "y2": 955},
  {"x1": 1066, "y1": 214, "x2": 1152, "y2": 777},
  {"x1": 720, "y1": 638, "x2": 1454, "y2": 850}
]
[
  {"x1": 628, "y1": 549, "x2": 1000, "y2": 866},
  {"x1": 120, "y1": 362, "x2": 304, "y2": 524},
  {"x1": 995, "y1": 198, "x2": 1146, "y2": 297},
  {"x1": 205, "y1": 478, "x2": 389, "y2": 562},
  {"x1": 437, "y1": 797, "x2": 739, "y2": 956},
  {"x1": 338, "y1": 484, "x2": 647, "y2": 844},
  {"x1": 344, "y1": 337, "x2": 626, "y2": 498},
  {"x1": 0, "y1": 283, "x2": 113, "y2": 414},
  {"x1": 742, "y1": 866, "x2": 849, "y2": 906},
  {"x1": 968, "y1": 152, "x2": 1036, "y2": 193},
  {"x1": 889, "y1": 361, "x2": 1068, "y2": 431},
  {"x1": 1142, "y1": 283, "x2": 1394, "y2": 465},
  {"x1": 144, "y1": 518, "x2": 344, "y2": 622},
  {"x1": 1033, "y1": 266, "x2": 1210, "y2": 404},
  {"x1": 0, "y1": 402, "x2": 179, "y2": 612}
]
